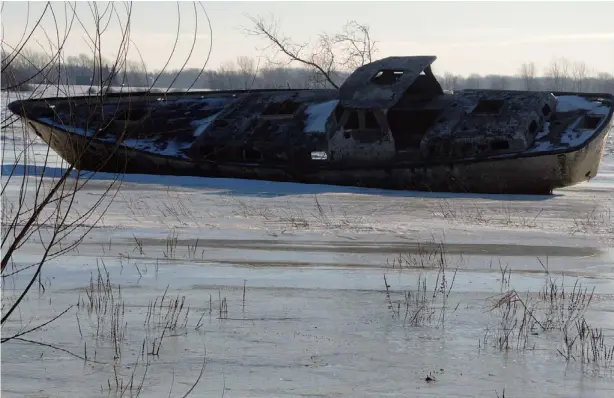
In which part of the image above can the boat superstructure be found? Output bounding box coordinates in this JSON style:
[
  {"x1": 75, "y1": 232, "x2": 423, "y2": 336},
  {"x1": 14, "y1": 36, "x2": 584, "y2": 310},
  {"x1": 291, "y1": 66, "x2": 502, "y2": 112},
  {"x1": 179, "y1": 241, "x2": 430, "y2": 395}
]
[{"x1": 7, "y1": 56, "x2": 613, "y2": 194}]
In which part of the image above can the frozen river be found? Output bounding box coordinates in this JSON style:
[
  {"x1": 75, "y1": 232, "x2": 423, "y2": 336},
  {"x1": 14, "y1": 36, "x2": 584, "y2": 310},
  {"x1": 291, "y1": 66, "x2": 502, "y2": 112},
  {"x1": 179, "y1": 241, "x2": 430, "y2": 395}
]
[{"x1": 1, "y1": 87, "x2": 614, "y2": 397}]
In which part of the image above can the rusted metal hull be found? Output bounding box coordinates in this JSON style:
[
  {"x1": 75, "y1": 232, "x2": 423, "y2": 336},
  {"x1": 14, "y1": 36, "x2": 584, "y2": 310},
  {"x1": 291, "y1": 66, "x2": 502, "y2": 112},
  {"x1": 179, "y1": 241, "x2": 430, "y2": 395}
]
[{"x1": 26, "y1": 118, "x2": 610, "y2": 195}]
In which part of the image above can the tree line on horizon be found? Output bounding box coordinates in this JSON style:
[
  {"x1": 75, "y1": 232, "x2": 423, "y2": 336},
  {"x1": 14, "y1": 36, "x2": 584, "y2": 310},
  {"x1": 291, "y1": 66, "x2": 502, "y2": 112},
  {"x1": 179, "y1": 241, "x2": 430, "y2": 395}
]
[{"x1": 2, "y1": 48, "x2": 613, "y2": 94}]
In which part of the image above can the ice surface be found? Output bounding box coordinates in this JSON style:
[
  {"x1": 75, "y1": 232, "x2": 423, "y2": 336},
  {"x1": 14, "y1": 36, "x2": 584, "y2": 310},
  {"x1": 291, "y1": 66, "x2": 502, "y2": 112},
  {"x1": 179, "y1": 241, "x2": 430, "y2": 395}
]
[{"x1": 2, "y1": 88, "x2": 614, "y2": 398}]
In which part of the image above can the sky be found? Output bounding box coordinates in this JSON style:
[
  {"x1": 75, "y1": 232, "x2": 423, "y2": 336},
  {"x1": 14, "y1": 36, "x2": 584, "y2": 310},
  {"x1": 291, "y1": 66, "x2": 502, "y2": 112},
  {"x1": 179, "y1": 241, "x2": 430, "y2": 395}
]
[{"x1": 1, "y1": 1, "x2": 613, "y2": 77}]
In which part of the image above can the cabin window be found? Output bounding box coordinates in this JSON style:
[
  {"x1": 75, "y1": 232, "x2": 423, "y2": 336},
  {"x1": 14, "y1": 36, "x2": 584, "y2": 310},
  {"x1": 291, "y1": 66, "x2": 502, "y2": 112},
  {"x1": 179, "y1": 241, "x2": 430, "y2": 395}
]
[
  {"x1": 542, "y1": 104, "x2": 551, "y2": 117},
  {"x1": 387, "y1": 108, "x2": 441, "y2": 150},
  {"x1": 528, "y1": 120, "x2": 538, "y2": 134},
  {"x1": 581, "y1": 114, "x2": 602, "y2": 130},
  {"x1": 365, "y1": 111, "x2": 379, "y2": 129},
  {"x1": 262, "y1": 100, "x2": 301, "y2": 116},
  {"x1": 345, "y1": 111, "x2": 360, "y2": 130},
  {"x1": 334, "y1": 106, "x2": 378, "y2": 131},
  {"x1": 372, "y1": 70, "x2": 404, "y2": 85},
  {"x1": 334, "y1": 104, "x2": 344, "y2": 124},
  {"x1": 490, "y1": 140, "x2": 510, "y2": 151},
  {"x1": 472, "y1": 99, "x2": 505, "y2": 115}
]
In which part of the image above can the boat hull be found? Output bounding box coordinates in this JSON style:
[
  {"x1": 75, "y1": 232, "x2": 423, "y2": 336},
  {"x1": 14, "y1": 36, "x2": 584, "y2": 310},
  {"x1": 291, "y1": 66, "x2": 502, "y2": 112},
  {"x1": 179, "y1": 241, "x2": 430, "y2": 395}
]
[{"x1": 26, "y1": 118, "x2": 610, "y2": 195}]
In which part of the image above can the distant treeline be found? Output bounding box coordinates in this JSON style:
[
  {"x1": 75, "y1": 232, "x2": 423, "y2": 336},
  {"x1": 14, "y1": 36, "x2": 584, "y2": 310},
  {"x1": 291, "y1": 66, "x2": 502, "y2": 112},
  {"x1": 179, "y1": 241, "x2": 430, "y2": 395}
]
[{"x1": 2, "y1": 49, "x2": 613, "y2": 94}]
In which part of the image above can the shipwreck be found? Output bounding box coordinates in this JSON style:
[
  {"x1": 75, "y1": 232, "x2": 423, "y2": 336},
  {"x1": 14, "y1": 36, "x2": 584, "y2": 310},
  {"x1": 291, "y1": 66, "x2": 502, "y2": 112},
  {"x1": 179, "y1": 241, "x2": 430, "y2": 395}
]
[{"x1": 7, "y1": 56, "x2": 613, "y2": 194}]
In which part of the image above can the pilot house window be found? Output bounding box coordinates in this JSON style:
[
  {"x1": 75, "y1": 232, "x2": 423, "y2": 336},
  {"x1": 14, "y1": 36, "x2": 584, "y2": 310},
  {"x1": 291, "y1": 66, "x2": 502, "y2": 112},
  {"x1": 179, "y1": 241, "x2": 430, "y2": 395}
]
[
  {"x1": 372, "y1": 70, "x2": 404, "y2": 85},
  {"x1": 364, "y1": 111, "x2": 379, "y2": 129}
]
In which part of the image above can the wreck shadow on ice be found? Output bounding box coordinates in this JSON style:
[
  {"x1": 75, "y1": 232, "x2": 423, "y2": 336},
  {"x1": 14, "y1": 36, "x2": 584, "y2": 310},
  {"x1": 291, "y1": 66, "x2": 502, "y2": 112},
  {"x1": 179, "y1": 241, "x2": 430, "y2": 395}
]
[
  {"x1": 6, "y1": 55, "x2": 614, "y2": 195},
  {"x1": 0, "y1": 163, "x2": 562, "y2": 201}
]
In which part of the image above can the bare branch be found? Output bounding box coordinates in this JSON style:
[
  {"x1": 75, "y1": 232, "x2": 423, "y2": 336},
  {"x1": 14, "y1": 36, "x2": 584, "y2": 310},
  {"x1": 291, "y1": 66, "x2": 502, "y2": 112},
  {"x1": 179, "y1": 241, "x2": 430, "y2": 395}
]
[{"x1": 244, "y1": 14, "x2": 341, "y2": 89}]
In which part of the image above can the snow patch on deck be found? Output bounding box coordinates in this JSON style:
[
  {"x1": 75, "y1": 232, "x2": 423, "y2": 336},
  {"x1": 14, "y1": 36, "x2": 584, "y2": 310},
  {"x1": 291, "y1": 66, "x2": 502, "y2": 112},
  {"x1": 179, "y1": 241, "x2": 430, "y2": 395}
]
[
  {"x1": 526, "y1": 96, "x2": 611, "y2": 153},
  {"x1": 555, "y1": 96, "x2": 611, "y2": 147},
  {"x1": 533, "y1": 121, "x2": 550, "y2": 141},
  {"x1": 191, "y1": 111, "x2": 222, "y2": 137},
  {"x1": 121, "y1": 138, "x2": 185, "y2": 158},
  {"x1": 555, "y1": 95, "x2": 610, "y2": 116},
  {"x1": 304, "y1": 100, "x2": 339, "y2": 134}
]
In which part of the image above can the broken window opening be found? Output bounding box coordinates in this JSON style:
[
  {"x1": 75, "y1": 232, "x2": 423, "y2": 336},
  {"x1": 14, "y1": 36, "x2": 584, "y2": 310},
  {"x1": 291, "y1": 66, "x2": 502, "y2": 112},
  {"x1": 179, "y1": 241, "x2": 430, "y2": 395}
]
[
  {"x1": 261, "y1": 100, "x2": 302, "y2": 116},
  {"x1": 334, "y1": 106, "x2": 375, "y2": 131},
  {"x1": 345, "y1": 111, "x2": 360, "y2": 130},
  {"x1": 387, "y1": 108, "x2": 441, "y2": 150},
  {"x1": 472, "y1": 99, "x2": 505, "y2": 115},
  {"x1": 542, "y1": 104, "x2": 551, "y2": 117},
  {"x1": 581, "y1": 114, "x2": 602, "y2": 130},
  {"x1": 490, "y1": 140, "x2": 510, "y2": 151},
  {"x1": 528, "y1": 120, "x2": 538, "y2": 134},
  {"x1": 365, "y1": 111, "x2": 379, "y2": 129},
  {"x1": 334, "y1": 104, "x2": 345, "y2": 124},
  {"x1": 372, "y1": 69, "x2": 405, "y2": 85}
]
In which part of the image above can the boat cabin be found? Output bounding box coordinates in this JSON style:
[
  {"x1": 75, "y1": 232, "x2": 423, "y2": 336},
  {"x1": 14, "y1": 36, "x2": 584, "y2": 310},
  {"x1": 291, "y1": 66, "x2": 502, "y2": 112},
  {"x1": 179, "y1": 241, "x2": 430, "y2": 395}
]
[{"x1": 323, "y1": 55, "x2": 557, "y2": 165}]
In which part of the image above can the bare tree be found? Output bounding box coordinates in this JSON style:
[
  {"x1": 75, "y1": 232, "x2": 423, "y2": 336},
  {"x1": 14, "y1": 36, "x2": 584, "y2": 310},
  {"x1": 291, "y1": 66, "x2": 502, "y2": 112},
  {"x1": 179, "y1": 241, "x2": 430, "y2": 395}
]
[
  {"x1": 489, "y1": 75, "x2": 509, "y2": 90},
  {"x1": 216, "y1": 60, "x2": 238, "y2": 90},
  {"x1": 571, "y1": 61, "x2": 588, "y2": 92},
  {"x1": 236, "y1": 55, "x2": 258, "y2": 89},
  {"x1": 244, "y1": 15, "x2": 376, "y2": 89},
  {"x1": 465, "y1": 73, "x2": 482, "y2": 89},
  {"x1": 595, "y1": 72, "x2": 614, "y2": 93},
  {"x1": 442, "y1": 72, "x2": 459, "y2": 91},
  {"x1": 330, "y1": 20, "x2": 377, "y2": 70},
  {"x1": 519, "y1": 62, "x2": 537, "y2": 90},
  {"x1": 259, "y1": 64, "x2": 292, "y2": 89},
  {"x1": 1, "y1": 0, "x2": 133, "y2": 330},
  {"x1": 1, "y1": 3, "x2": 212, "y2": 395},
  {"x1": 545, "y1": 57, "x2": 571, "y2": 91}
]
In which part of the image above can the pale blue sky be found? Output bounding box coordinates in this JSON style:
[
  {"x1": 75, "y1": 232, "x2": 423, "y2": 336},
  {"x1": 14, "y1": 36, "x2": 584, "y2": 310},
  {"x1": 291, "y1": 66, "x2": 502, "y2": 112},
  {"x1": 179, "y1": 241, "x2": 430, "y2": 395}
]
[{"x1": 2, "y1": 1, "x2": 613, "y2": 77}]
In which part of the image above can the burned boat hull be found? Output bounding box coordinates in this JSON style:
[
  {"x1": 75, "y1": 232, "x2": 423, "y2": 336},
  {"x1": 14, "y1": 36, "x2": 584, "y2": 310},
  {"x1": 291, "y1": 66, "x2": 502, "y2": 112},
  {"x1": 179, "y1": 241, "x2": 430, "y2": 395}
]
[
  {"x1": 24, "y1": 112, "x2": 610, "y2": 195},
  {"x1": 8, "y1": 55, "x2": 614, "y2": 195}
]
